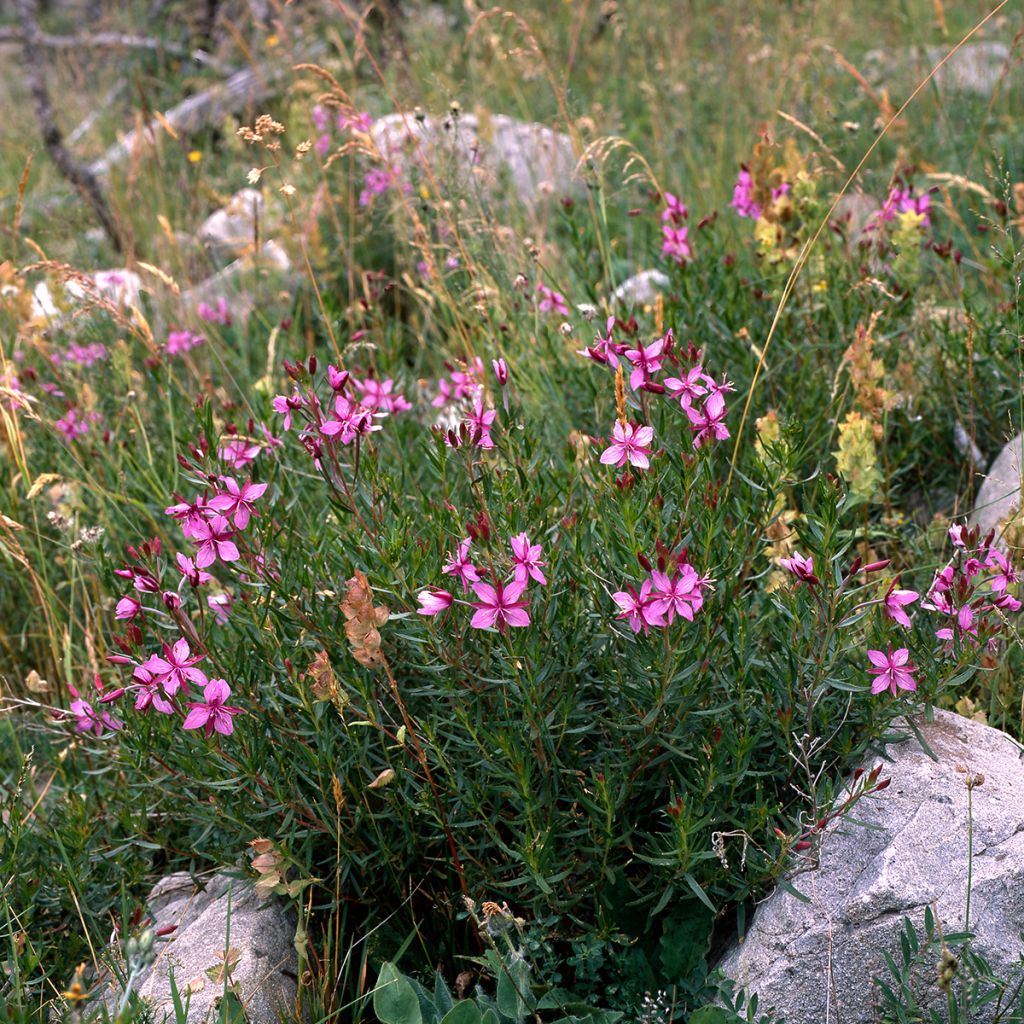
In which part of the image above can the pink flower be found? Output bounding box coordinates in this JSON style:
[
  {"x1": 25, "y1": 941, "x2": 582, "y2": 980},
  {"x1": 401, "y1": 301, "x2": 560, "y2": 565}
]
[
  {"x1": 55, "y1": 408, "x2": 89, "y2": 442},
  {"x1": 115, "y1": 595, "x2": 142, "y2": 621},
  {"x1": 353, "y1": 377, "x2": 412, "y2": 414},
  {"x1": 67, "y1": 681, "x2": 122, "y2": 736},
  {"x1": 664, "y1": 365, "x2": 708, "y2": 410},
  {"x1": 779, "y1": 552, "x2": 819, "y2": 586},
  {"x1": 600, "y1": 421, "x2": 654, "y2": 470},
  {"x1": 662, "y1": 191, "x2": 688, "y2": 225},
  {"x1": 175, "y1": 552, "x2": 213, "y2": 588},
  {"x1": 165, "y1": 329, "x2": 205, "y2": 356},
  {"x1": 732, "y1": 168, "x2": 761, "y2": 219},
  {"x1": 443, "y1": 538, "x2": 480, "y2": 592},
  {"x1": 935, "y1": 603, "x2": 979, "y2": 650},
  {"x1": 197, "y1": 297, "x2": 232, "y2": 325},
  {"x1": 492, "y1": 358, "x2": 509, "y2": 385},
  {"x1": 867, "y1": 646, "x2": 918, "y2": 697},
  {"x1": 470, "y1": 579, "x2": 530, "y2": 631},
  {"x1": 191, "y1": 515, "x2": 240, "y2": 569},
  {"x1": 207, "y1": 478, "x2": 268, "y2": 530},
  {"x1": 661, "y1": 225, "x2": 692, "y2": 264},
  {"x1": 417, "y1": 588, "x2": 453, "y2": 616},
  {"x1": 219, "y1": 438, "x2": 261, "y2": 468},
  {"x1": 883, "y1": 587, "x2": 919, "y2": 629},
  {"x1": 623, "y1": 335, "x2": 666, "y2": 390},
  {"x1": 465, "y1": 398, "x2": 496, "y2": 449},
  {"x1": 145, "y1": 638, "x2": 207, "y2": 696},
  {"x1": 686, "y1": 390, "x2": 730, "y2": 448},
  {"x1": 987, "y1": 550, "x2": 1019, "y2": 594},
  {"x1": 511, "y1": 533, "x2": 547, "y2": 586},
  {"x1": 208, "y1": 592, "x2": 233, "y2": 624},
  {"x1": 183, "y1": 678, "x2": 243, "y2": 737},
  {"x1": 649, "y1": 566, "x2": 703, "y2": 623},
  {"x1": 536, "y1": 283, "x2": 569, "y2": 317},
  {"x1": 578, "y1": 316, "x2": 623, "y2": 368},
  {"x1": 272, "y1": 393, "x2": 303, "y2": 431},
  {"x1": 131, "y1": 665, "x2": 175, "y2": 715},
  {"x1": 612, "y1": 580, "x2": 666, "y2": 635},
  {"x1": 948, "y1": 523, "x2": 968, "y2": 549},
  {"x1": 165, "y1": 495, "x2": 208, "y2": 538}
]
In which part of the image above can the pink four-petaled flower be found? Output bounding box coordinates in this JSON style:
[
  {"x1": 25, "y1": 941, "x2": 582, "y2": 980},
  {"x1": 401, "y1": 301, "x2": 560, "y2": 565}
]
[
  {"x1": 470, "y1": 579, "x2": 531, "y2": 631},
  {"x1": 867, "y1": 646, "x2": 918, "y2": 697},
  {"x1": 183, "y1": 678, "x2": 243, "y2": 737},
  {"x1": 600, "y1": 421, "x2": 654, "y2": 470}
]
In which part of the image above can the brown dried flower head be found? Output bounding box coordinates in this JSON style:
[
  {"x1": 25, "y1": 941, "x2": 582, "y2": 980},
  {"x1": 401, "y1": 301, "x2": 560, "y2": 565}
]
[{"x1": 340, "y1": 570, "x2": 389, "y2": 667}]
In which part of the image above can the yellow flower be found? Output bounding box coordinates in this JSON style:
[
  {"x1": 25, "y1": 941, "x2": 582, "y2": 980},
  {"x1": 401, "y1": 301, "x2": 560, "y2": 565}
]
[
  {"x1": 62, "y1": 963, "x2": 90, "y2": 1004},
  {"x1": 187, "y1": 150, "x2": 203, "y2": 164},
  {"x1": 265, "y1": 33, "x2": 280, "y2": 48}
]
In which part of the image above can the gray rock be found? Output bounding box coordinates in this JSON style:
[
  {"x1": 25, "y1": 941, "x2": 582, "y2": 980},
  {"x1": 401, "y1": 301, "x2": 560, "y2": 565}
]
[
  {"x1": 370, "y1": 112, "x2": 580, "y2": 207},
  {"x1": 108, "y1": 871, "x2": 299, "y2": 1024},
  {"x1": 718, "y1": 710, "x2": 1024, "y2": 1023},
  {"x1": 969, "y1": 433, "x2": 1023, "y2": 551},
  {"x1": 198, "y1": 189, "x2": 268, "y2": 256},
  {"x1": 611, "y1": 269, "x2": 669, "y2": 305},
  {"x1": 929, "y1": 41, "x2": 1013, "y2": 95}
]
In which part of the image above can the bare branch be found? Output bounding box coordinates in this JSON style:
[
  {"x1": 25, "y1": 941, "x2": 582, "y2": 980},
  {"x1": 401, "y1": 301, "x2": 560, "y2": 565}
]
[
  {"x1": 12, "y1": 0, "x2": 126, "y2": 254},
  {"x1": 0, "y1": 26, "x2": 233, "y2": 73}
]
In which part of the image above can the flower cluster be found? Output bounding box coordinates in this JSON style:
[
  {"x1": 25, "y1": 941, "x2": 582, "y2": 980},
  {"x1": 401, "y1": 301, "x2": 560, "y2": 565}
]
[
  {"x1": 417, "y1": 532, "x2": 547, "y2": 633},
  {"x1": 580, "y1": 321, "x2": 732, "y2": 468},
  {"x1": 660, "y1": 191, "x2": 691, "y2": 264},
  {"x1": 868, "y1": 185, "x2": 931, "y2": 231},
  {"x1": 731, "y1": 167, "x2": 789, "y2": 221},
  {"x1": 612, "y1": 548, "x2": 713, "y2": 635},
  {"x1": 924, "y1": 524, "x2": 1020, "y2": 652},
  {"x1": 272, "y1": 359, "x2": 410, "y2": 466},
  {"x1": 537, "y1": 283, "x2": 570, "y2": 317},
  {"x1": 165, "y1": 329, "x2": 206, "y2": 357},
  {"x1": 105, "y1": 637, "x2": 243, "y2": 738},
  {"x1": 312, "y1": 103, "x2": 373, "y2": 157},
  {"x1": 55, "y1": 407, "x2": 101, "y2": 443},
  {"x1": 198, "y1": 297, "x2": 232, "y2": 325}
]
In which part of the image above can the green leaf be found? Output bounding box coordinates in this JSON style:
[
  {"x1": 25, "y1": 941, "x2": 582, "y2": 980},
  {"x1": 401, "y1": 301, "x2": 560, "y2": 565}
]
[
  {"x1": 374, "y1": 963, "x2": 424, "y2": 1024},
  {"x1": 495, "y1": 956, "x2": 532, "y2": 1021},
  {"x1": 439, "y1": 1003, "x2": 483, "y2": 1024},
  {"x1": 774, "y1": 876, "x2": 812, "y2": 904},
  {"x1": 688, "y1": 1007, "x2": 742, "y2": 1024}
]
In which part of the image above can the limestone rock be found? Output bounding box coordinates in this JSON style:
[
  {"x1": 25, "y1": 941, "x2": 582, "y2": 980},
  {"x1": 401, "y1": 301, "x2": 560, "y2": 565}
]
[
  {"x1": 182, "y1": 240, "x2": 294, "y2": 325},
  {"x1": 198, "y1": 189, "x2": 268, "y2": 256},
  {"x1": 611, "y1": 269, "x2": 669, "y2": 306},
  {"x1": 110, "y1": 871, "x2": 299, "y2": 1024},
  {"x1": 718, "y1": 710, "x2": 1024, "y2": 1023},
  {"x1": 969, "y1": 433, "x2": 1023, "y2": 551},
  {"x1": 929, "y1": 41, "x2": 1013, "y2": 95},
  {"x1": 31, "y1": 268, "x2": 142, "y2": 322},
  {"x1": 370, "y1": 112, "x2": 580, "y2": 207}
]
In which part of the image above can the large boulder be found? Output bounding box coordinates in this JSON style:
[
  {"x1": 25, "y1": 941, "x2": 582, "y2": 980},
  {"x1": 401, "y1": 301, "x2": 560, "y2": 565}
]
[
  {"x1": 718, "y1": 710, "x2": 1024, "y2": 1023},
  {"x1": 107, "y1": 871, "x2": 299, "y2": 1024},
  {"x1": 969, "y1": 433, "x2": 1023, "y2": 551},
  {"x1": 370, "y1": 111, "x2": 580, "y2": 207},
  {"x1": 198, "y1": 189, "x2": 270, "y2": 258},
  {"x1": 929, "y1": 41, "x2": 1012, "y2": 96}
]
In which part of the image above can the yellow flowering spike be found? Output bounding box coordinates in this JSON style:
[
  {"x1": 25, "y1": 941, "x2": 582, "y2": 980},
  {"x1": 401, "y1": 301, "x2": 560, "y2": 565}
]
[{"x1": 834, "y1": 411, "x2": 882, "y2": 504}]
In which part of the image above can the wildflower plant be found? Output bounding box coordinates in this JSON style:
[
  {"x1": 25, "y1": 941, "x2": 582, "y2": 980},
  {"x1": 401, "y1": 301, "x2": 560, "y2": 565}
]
[{"x1": 3, "y1": 15, "x2": 1024, "y2": 1019}]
